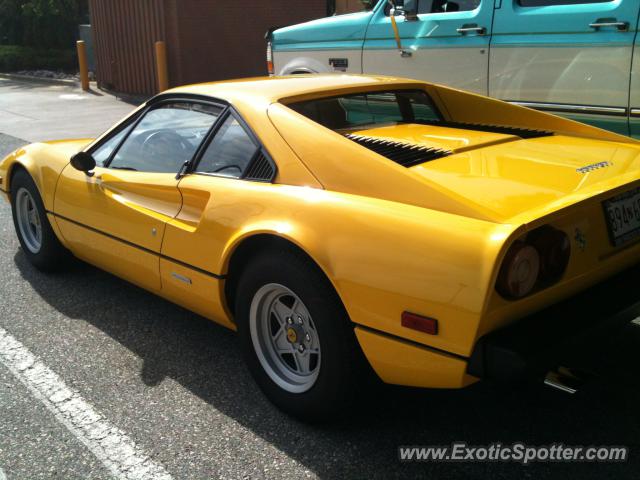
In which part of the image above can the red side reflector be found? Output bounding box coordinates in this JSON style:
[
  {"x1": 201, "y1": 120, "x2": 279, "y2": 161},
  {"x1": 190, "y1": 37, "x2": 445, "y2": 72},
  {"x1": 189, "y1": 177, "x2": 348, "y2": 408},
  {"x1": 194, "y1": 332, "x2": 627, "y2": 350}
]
[{"x1": 401, "y1": 311, "x2": 438, "y2": 335}]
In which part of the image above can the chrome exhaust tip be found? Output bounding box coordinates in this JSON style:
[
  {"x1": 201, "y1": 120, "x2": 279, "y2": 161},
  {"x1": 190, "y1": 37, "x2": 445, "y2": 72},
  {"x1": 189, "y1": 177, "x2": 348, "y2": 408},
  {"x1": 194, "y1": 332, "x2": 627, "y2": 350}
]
[{"x1": 543, "y1": 366, "x2": 586, "y2": 394}]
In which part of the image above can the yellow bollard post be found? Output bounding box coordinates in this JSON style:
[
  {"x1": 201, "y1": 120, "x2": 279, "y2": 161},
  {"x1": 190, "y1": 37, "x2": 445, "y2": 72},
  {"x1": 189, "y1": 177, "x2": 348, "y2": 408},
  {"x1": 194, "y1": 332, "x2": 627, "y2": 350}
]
[
  {"x1": 76, "y1": 40, "x2": 90, "y2": 91},
  {"x1": 155, "y1": 41, "x2": 169, "y2": 92}
]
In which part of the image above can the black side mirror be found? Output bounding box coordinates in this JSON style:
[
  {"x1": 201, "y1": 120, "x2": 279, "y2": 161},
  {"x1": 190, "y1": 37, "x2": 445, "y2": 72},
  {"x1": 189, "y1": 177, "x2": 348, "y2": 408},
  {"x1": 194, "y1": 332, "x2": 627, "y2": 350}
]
[{"x1": 70, "y1": 152, "x2": 96, "y2": 175}]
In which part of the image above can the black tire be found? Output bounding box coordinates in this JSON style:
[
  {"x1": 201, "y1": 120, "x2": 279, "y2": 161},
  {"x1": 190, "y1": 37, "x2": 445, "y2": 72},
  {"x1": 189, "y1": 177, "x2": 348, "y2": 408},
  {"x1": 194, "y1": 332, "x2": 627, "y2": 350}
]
[
  {"x1": 10, "y1": 169, "x2": 69, "y2": 271},
  {"x1": 236, "y1": 247, "x2": 370, "y2": 422}
]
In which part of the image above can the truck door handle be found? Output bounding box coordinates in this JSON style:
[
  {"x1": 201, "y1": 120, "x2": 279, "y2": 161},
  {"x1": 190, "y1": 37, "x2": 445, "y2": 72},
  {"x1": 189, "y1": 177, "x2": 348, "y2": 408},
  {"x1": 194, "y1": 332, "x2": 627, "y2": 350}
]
[
  {"x1": 457, "y1": 25, "x2": 486, "y2": 35},
  {"x1": 589, "y1": 21, "x2": 629, "y2": 32}
]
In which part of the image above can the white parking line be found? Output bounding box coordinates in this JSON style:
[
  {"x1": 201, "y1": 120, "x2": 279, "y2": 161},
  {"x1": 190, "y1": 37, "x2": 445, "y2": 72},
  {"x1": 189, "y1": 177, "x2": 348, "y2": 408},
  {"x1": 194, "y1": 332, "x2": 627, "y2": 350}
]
[{"x1": 0, "y1": 327, "x2": 173, "y2": 480}]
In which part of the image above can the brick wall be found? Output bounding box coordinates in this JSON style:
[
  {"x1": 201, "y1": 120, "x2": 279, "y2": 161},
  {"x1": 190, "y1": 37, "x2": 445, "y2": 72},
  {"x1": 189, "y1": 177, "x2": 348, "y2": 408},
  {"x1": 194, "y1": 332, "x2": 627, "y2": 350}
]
[
  {"x1": 169, "y1": 0, "x2": 327, "y2": 87},
  {"x1": 335, "y1": 0, "x2": 365, "y2": 14},
  {"x1": 91, "y1": 0, "x2": 327, "y2": 95},
  {"x1": 90, "y1": 0, "x2": 167, "y2": 95}
]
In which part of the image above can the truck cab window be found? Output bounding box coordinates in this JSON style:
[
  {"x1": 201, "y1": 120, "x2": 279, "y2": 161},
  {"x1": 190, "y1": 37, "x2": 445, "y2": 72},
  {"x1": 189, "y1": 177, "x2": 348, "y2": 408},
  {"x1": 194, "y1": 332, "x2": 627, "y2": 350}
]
[
  {"x1": 386, "y1": 0, "x2": 481, "y2": 14},
  {"x1": 423, "y1": 0, "x2": 481, "y2": 12}
]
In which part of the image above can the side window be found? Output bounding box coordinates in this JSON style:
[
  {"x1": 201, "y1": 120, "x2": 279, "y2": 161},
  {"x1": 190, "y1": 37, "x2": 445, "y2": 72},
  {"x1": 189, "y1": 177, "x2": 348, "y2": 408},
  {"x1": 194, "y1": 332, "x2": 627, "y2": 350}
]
[
  {"x1": 196, "y1": 115, "x2": 258, "y2": 178},
  {"x1": 386, "y1": 0, "x2": 480, "y2": 15},
  {"x1": 92, "y1": 124, "x2": 134, "y2": 167},
  {"x1": 419, "y1": 0, "x2": 435, "y2": 12},
  {"x1": 110, "y1": 102, "x2": 221, "y2": 173},
  {"x1": 424, "y1": 0, "x2": 481, "y2": 12},
  {"x1": 518, "y1": 0, "x2": 612, "y2": 5},
  {"x1": 385, "y1": 0, "x2": 418, "y2": 15}
]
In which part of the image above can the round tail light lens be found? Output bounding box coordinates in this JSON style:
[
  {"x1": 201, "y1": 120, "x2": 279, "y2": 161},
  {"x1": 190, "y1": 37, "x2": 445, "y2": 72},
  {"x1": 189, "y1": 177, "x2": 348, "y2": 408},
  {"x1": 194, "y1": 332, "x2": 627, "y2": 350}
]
[
  {"x1": 496, "y1": 241, "x2": 541, "y2": 299},
  {"x1": 528, "y1": 226, "x2": 570, "y2": 283}
]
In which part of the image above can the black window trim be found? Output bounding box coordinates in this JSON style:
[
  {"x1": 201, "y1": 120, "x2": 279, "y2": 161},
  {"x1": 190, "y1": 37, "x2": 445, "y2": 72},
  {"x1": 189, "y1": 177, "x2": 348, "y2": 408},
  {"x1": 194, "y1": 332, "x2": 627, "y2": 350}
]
[
  {"x1": 189, "y1": 105, "x2": 278, "y2": 183},
  {"x1": 87, "y1": 93, "x2": 277, "y2": 182},
  {"x1": 86, "y1": 109, "x2": 142, "y2": 166},
  {"x1": 88, "y1": 95, "x2": 227, "y2": 172}
]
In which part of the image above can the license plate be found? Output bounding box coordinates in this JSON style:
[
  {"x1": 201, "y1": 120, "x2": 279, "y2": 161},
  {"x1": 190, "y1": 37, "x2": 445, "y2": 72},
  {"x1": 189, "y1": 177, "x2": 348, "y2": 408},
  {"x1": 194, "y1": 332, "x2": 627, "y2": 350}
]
[{"x1": 603, "y1": 186, "x2": 640, "y2": 247}]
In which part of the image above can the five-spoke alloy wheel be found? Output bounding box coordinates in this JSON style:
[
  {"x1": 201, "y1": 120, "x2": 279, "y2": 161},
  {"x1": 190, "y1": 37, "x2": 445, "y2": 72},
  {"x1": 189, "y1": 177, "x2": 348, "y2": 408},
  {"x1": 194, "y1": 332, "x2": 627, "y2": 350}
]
[
  {"x1": 236, "y1": 246, "x2": 371, "y2": 422},
  {"x1": 15, "y1": 187, "x2": 43, "y2": 254},
  {"x1": 250, "y1": 283, "x2": 321, "y2": 393},
  {"x1": 10, "y1": 169, "x2": 69, "y2": 271}
]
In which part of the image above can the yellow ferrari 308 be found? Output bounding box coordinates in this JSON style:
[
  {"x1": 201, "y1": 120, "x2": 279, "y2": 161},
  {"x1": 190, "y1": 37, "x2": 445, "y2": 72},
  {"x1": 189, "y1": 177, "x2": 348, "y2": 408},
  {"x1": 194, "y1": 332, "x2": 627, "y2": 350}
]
[{"x1": 2, "y1": 75, "x2": 640, "y2": 420}]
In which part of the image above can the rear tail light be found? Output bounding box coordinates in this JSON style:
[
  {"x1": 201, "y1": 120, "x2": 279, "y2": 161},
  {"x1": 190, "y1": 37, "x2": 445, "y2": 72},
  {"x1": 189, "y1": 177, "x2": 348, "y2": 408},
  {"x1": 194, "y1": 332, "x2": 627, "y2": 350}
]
[
  {"x1": 496, "y1": 241, "x2": 540, "y2": 299},
  {"x1": 528, "y1": 226, "x2": 570, "y2": 283},
  {"x1": 266, "y1": 41, "x2": 274, "y2": 75},
  {"x1": 496, "y1": 226, "x2": 570, "y2": 300}
]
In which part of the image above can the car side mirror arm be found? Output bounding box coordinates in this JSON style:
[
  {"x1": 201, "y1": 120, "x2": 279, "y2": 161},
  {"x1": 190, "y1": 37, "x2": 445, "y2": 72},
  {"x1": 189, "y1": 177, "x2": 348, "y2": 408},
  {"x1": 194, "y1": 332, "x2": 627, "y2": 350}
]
[{"x1": 175, "y1": 160, "x2": 191, "y2": 180}]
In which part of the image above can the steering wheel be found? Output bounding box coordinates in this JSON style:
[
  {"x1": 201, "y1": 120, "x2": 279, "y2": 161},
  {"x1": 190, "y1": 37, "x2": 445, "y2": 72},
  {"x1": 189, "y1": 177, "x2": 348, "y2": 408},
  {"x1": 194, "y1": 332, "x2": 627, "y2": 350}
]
[{"x1": 140, "y1": 130, "x2": 192, "y2": 170}]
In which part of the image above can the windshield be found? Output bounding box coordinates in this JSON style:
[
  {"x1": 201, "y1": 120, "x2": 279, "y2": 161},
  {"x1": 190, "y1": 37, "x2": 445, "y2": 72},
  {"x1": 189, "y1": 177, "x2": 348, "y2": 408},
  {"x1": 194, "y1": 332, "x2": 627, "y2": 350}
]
[{"x1": 288, "y1": 90, "x2": 443, "y2": 131}]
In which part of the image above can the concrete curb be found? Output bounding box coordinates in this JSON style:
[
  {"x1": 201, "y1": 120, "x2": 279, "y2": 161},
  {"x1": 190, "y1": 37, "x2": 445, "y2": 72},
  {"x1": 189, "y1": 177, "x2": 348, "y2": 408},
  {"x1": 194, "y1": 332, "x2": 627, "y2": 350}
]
[
  {"x1": 98, "y1": 87, "x2": 149, "y2": 106},
  {"x1": 0, "y1": 72, "x2": 83, "y2": 87},
  {"x1": 0, "y1": 73, "x2": 147, "y2": 105}
]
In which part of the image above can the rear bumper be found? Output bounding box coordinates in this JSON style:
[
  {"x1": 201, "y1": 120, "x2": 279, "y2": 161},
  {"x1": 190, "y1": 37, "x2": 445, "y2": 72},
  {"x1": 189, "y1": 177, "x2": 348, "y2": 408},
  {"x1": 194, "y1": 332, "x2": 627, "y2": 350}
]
[
  {"x1": 354, "y1": 326, "x2": 477, "y2": 389},
  {"x1": 468, "y1": 263, "x2": 640, "y2": 382}
]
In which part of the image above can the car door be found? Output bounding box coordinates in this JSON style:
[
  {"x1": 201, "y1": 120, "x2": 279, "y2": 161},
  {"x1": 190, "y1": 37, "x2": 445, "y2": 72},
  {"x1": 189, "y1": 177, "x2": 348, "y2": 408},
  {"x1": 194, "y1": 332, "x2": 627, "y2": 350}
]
[
  {"x1": 159, "y1": 110, "x2": 274, "y2": 328},
  {"x1": 362, "y1": 0, "x2": 494, "y2": 95},
  {"x1": 53, "y1": 100, "x2": 222, "y2": 291},
  {"x1": 490, "y1": 0, "x2": 640, "y2": 136}
]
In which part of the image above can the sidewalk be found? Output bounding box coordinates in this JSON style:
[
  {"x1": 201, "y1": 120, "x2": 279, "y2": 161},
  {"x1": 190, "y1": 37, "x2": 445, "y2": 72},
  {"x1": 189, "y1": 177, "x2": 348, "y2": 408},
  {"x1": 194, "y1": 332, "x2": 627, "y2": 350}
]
[
  {"x1": 0, "y1": 76, "x2": 145, "y2": 144},
  {"x1": 0, "y1": 133, "x2": 27, "y2": 158}
]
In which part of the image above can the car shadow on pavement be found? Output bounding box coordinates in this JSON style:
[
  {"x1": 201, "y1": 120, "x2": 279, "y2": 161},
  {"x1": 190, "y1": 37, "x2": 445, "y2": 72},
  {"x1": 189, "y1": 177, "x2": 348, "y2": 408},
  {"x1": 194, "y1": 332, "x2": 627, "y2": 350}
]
[{"x1": 13, "y1": 250, "x2": 640, "y2": 479}]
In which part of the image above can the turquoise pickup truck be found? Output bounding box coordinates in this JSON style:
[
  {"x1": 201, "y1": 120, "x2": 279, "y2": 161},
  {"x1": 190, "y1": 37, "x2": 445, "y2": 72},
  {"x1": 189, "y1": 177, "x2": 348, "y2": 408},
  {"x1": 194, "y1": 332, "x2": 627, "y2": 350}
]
[{"x1": 268, "y1": 0, "x2": 640, "y2": 137}]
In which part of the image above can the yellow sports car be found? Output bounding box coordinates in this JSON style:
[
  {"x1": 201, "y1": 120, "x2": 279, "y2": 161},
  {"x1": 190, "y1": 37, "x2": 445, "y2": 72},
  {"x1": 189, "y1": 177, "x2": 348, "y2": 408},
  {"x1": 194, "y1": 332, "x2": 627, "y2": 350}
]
[{"x1": 2, "y1": 75, "x2": 640, "y2": 420}]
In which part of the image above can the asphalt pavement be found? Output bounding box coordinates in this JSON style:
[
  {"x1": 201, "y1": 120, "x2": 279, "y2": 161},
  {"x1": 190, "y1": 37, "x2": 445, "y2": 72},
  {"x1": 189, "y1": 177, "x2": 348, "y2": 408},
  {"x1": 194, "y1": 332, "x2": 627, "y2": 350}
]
[
  {"x1": 1, "y1": 78, "x2": 640, "y2": 479},
  {"x1": 0, "y1": 76, "x2": 136, "y2": 142}
]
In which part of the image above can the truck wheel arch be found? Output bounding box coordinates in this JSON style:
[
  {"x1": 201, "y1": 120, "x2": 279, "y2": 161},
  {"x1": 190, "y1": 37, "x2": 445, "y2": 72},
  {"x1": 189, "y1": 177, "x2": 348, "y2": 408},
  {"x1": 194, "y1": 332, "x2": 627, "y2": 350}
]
[{"x1": 277, "y1": 56, "x2": 328, "y2": 75}]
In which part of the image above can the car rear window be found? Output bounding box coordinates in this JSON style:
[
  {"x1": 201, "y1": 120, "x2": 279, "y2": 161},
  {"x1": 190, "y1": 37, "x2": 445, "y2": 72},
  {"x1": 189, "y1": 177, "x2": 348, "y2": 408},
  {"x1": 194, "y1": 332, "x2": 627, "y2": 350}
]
[{"x1": 288, "y1": 90, "x2": 443, "y2": 131}]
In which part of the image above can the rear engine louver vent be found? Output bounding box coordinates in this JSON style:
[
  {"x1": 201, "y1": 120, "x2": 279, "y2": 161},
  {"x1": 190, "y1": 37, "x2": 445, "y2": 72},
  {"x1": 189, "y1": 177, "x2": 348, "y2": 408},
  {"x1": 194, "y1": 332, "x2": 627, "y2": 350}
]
[
  {"x1": 346, "y1": 134, "x2": 452, "y2": 168},
  {"x1": 436, "y1": 121, "x2": 553, "y2": 139},
  {"x1": 244, "y1": 152, "x2": 275, "y2": 182}
]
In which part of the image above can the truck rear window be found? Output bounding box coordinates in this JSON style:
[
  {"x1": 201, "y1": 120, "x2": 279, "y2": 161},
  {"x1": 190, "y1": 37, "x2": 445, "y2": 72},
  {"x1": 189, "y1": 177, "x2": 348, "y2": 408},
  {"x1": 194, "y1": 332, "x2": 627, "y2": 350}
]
[{"x1": 288, "y1": 90, "x2": 443, "y2": 131}]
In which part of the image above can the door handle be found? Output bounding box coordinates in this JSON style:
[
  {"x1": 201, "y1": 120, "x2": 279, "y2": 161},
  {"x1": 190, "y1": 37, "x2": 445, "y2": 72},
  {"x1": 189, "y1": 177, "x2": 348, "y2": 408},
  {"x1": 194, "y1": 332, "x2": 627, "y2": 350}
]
[
  {"x1": 94, "y1": 174, "x2": 112, "y2": 189},
  {"x1": 589, "y1": 21, "x2": 629, "y2": 32},
  {"x1": 457, "y1": 26, "x2": 486, "y2": 35}
]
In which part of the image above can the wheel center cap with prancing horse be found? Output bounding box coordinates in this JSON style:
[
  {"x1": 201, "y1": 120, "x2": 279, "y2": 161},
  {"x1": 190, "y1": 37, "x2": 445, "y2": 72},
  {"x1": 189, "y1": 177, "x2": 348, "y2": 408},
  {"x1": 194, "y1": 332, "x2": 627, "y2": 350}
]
[{"x1": 286, "y1": 325, "x2": 303, "y2": 344}]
